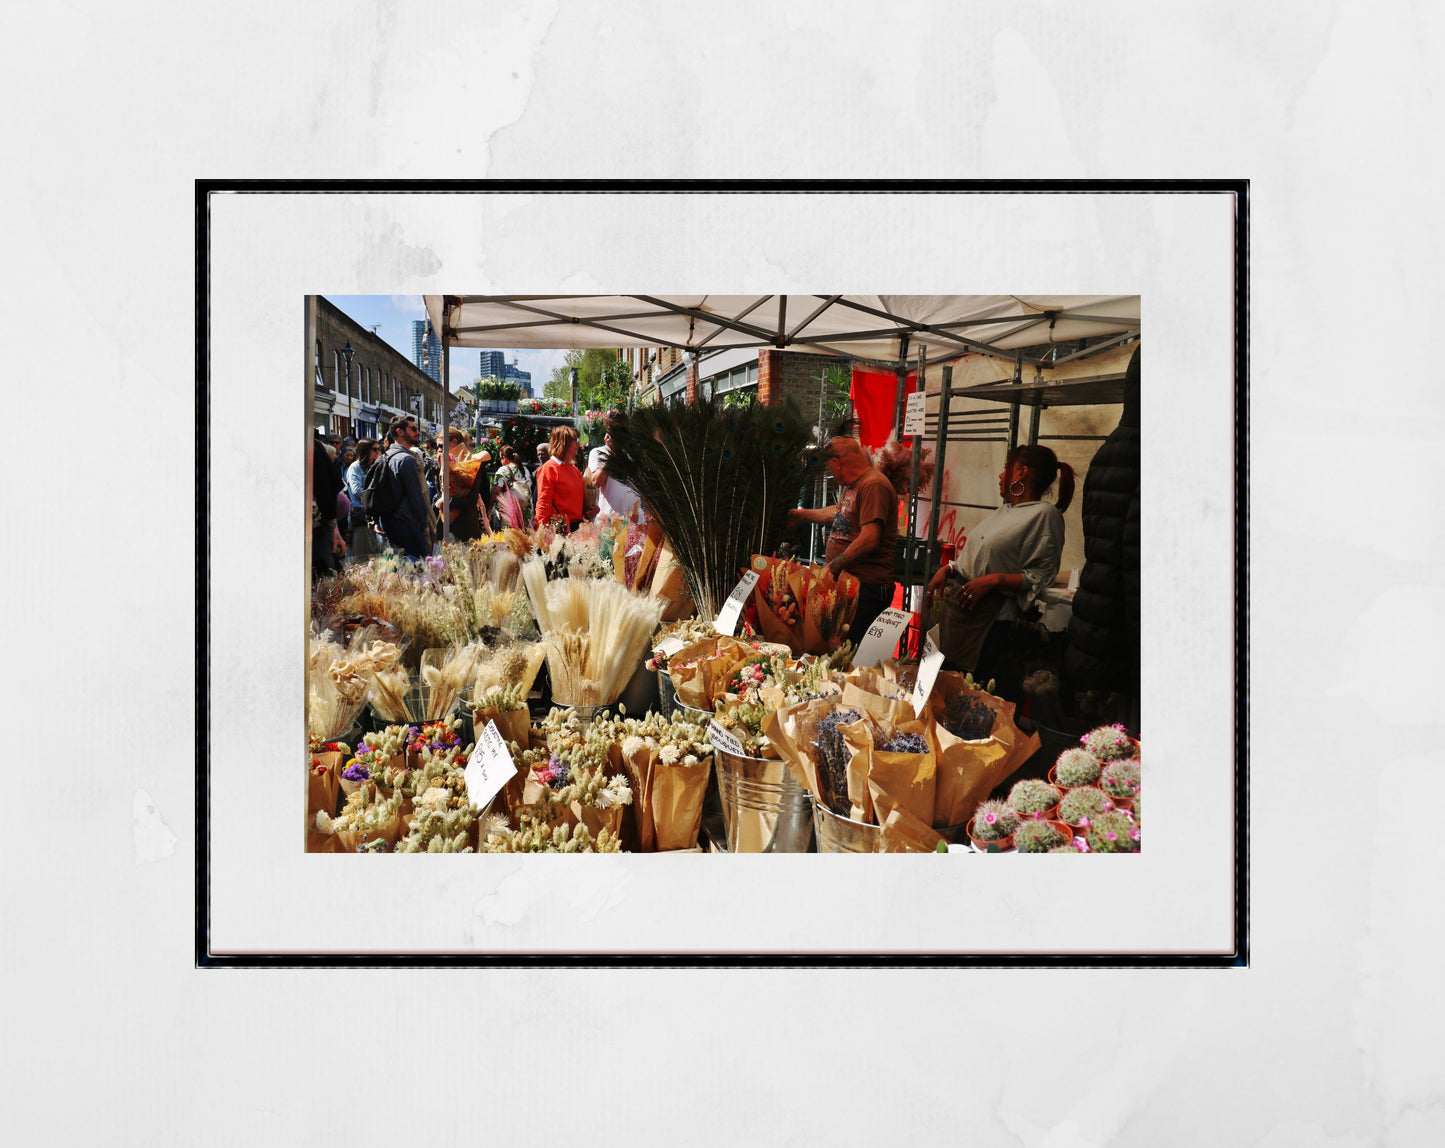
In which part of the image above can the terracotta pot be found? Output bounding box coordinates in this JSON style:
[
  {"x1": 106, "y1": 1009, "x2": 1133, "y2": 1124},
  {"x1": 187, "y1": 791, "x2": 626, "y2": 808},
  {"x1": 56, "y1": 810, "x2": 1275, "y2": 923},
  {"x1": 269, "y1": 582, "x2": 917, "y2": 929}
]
[
  {"x1": 1107, "y1": 795, "x2": 1135, "y2": 813},
  {"x1": 967, "y1": 824, "x2": 1016, "y2": 853},
  {"x1": 1015, "y1": 819, "x2": 1074, "y2": 853},
  {"x1": 1012, "y1": 801, "x2": 1060, "y2": 823}
]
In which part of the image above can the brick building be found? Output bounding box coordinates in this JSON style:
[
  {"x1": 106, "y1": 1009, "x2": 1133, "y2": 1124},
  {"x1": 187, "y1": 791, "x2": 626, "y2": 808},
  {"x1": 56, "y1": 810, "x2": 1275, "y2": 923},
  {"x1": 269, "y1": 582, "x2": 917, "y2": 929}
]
[
  {"x1": 313, "y1": 298, "x2": 449, "y2": 440},
  {"x1": 629, "y1": 343, "x2": 849, "y2": 415}
]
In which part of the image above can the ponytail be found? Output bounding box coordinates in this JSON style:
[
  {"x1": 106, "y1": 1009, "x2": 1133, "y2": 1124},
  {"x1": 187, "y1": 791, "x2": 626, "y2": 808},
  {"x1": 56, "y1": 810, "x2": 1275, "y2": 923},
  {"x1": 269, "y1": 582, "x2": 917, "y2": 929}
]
[{"x1": 1055, "y1": 461, "x2": 1076, "y2": 513}]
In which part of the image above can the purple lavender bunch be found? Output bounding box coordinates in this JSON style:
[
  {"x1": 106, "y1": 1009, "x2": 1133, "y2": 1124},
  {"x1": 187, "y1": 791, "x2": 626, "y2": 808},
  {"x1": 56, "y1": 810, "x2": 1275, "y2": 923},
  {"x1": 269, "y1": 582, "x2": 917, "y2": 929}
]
[
  {"x1": 942, "y1": 693, "x2": 995, "y2": 740},
  {"x1": 813, "y1": 707, "x2": 862, "y2": 814},
  {"x1": 879, "y1": 731, "x2": 929, "y2": 755}
]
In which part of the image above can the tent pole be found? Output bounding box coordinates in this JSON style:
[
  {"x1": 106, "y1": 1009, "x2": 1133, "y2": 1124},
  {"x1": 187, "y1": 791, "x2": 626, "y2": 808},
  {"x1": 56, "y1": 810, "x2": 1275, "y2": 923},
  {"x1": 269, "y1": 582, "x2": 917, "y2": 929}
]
[
  {"x1": 906, "y1": 346, "x2": 926, "y2": 546},
  {"x1": 925, "y1": 364, "x2": 952, "y2": 574},
  {"x1": 440, "y1": 308, "x2": 451, "y2": 546},
  {"x1": 891, "y1": 333, "x2": 911, "y2": 436},
  {"x1": 1007, "y1": 352, "x2": 1022, "y2": 452}
]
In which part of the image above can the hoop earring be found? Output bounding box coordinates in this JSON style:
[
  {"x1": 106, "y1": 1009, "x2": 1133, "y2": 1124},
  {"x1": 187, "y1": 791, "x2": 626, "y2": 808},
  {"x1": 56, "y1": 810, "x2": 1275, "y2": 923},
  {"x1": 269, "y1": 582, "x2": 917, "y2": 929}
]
[{"x1": 1008, "y1": 480, "x2": 1025, "y2": 498}]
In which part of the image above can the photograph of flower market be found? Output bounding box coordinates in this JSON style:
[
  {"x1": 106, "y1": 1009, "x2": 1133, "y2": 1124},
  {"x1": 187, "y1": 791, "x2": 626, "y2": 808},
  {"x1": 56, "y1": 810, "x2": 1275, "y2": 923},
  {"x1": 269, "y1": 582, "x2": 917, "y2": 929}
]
[{"x1": 305, "y1": 294, "x2": 1142, "y2": 856}]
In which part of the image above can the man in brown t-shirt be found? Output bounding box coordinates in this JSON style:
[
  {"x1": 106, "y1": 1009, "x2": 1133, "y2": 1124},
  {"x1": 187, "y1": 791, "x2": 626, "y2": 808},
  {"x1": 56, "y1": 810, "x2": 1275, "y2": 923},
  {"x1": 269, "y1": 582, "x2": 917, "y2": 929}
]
[{"x1": 787, "y1": 436, "x2": 899, "y2": 640}]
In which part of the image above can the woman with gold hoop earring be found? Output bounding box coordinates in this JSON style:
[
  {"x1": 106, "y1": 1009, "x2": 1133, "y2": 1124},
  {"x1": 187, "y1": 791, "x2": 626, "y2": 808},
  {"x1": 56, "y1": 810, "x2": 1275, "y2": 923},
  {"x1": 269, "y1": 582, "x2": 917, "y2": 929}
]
[{"x1": 924, "y1": 444, "x2": 1076, "y2": 689}]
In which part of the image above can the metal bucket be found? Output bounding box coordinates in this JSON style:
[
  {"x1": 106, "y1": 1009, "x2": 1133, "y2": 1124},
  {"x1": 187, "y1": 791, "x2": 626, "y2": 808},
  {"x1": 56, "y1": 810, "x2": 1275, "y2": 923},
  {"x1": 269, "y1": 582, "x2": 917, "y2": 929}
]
[
  {"x1": 552, "y1": 703, "x2": 610, "y2": 728},
  {"x1": 675, "y1": 700, "x2": 714, "y2": 727},
  {"x1": 619, "y1": 658, "x2": 660, "y2": 717},
  {"x1": 714, "y1": 749, "x2": 815, "y2": 853},
  {"x1": 812, "y1": 802, "x2": 882, "y2": 853},
  {"x1": 657, "y1": 670, "x2": 678, "y2": 718}
]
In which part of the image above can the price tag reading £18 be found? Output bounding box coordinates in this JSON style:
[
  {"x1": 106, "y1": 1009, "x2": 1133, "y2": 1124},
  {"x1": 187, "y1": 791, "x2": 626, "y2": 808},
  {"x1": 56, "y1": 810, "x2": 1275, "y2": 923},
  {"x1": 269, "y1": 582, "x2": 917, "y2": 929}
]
[
  {"x1": 464, "y1": 720, "x2": 518, "y2": 810},
  {"x1": 713, "y1": 570, "x2": 760, "y2": 637},
  {"x1": 911, "y1": 629, "x2": 946, "y2": 718},
  {"x1": 852, "y1": 607, "x2": 914, "y2": 669}
]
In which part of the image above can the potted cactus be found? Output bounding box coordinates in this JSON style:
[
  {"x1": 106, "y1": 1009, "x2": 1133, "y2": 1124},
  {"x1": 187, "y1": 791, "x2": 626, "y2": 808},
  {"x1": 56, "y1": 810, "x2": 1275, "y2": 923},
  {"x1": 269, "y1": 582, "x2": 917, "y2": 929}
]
[
  {"x1": 1014, "y1": 819, "x2": 1071, "y2": 853},
  {"x1": 1080, "y1": 722, "x2": 1137, "y2": 762},
  {"x1": 1085, "y1": 809, "x2": 1139, "y2": 853},
  {"x1": 1007, "y1": 778, "x2": 1062, "y2": 822},
  {"x1": 1098, "y1": 759, "x2": 1141, "y2": 811},
  {"x1": 967, "y1": 799, "x2": 1019, "y2": 853},
  {"x1": 1058, "y1": 785, "x2": 1114, "y2": 837},
  {"x1": 1050, "y1": 747, "x2": 1102, "y2": 790}
]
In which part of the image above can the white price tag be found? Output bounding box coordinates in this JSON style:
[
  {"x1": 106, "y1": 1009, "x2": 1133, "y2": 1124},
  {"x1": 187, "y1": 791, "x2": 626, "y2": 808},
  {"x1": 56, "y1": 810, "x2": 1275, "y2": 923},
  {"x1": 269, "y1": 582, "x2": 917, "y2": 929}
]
[
  {"x1": 903, "y1": 390, "x2": 927, "y2": 436},
  {"x1": 655, "y1": 636, "x2": 687, "y2": 658},
  {"x1": 852, "y1": 607, "x2": 913, "y2": 669},
  {"x1": 625, "y1": 544, "x2": 644, "y2": 558},
  {"x1": 911, "y1": 628, "x2": 946, "y2": 717},
  {"x1": 713, "y1": 570, "x2": 760, "y2": 636},
  {"x1": 708, "y1": 720, "x2": 747, "y2": 758},
  {"x1": 464, "y1": 720, "x2": 518, "y2": 810}
]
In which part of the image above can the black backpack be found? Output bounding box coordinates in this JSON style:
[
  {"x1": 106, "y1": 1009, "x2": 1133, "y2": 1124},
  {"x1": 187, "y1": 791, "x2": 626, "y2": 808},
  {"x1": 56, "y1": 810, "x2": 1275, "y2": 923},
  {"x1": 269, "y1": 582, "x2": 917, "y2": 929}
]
[{"x1": 358, "y1": 450, "x2": 399, "y2": 522}]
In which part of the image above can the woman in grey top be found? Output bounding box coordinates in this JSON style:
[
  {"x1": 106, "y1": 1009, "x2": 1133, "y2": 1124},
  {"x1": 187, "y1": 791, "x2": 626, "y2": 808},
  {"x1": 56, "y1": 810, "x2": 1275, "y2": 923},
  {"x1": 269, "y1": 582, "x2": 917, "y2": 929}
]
[{"x1": 925, "y1": 445, "x2": 1076, "y2": 681}]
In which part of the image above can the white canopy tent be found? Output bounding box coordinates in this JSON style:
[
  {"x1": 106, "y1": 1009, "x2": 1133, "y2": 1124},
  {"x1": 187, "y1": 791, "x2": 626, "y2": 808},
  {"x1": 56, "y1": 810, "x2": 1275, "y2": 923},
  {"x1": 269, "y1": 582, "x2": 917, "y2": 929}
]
[
  {"x1": 424, "y1": 294, "x2": 1139, "y2": 368},
  {"x1": 420, "y1": 294, "x2": 1139, "y2": 545}
]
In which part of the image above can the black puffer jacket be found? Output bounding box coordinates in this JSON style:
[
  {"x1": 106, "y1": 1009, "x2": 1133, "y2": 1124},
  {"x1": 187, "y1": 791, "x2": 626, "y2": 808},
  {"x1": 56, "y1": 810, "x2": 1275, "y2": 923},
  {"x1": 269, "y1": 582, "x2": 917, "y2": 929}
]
[{"x1": 1063, "y1": 347, "x2": 1140, "y2": 697}]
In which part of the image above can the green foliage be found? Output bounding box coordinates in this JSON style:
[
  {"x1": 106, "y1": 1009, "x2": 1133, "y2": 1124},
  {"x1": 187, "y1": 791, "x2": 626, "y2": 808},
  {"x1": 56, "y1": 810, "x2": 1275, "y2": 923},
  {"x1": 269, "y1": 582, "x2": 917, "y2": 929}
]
[
  {"x1": 970, "y1": 799, "x2": 1019, "y2": 841},
  {"x1": 1055, "y1": 748, "x2": 1103, "y2": 787},
  {"x1": 1099, "y1": 759, "x2": 1141, "y2": 801},
  {"x1": 1086, "y1": 809, "x2": 1139, "y2": 853},
  {"x1": 1014, "y1": 819, "x2": 1066, "y2": 853},
  {"x1": 1007, "y1": 778, "x2": 1062, "y2": 816},
  {"x1": 1059, "y1": 786, "x2": 1111, "y2": 824},
  {"x1": 601, "y1": 399, "x2": 829, "y2": 617},
  {"x1": 498, "y1": 415, "x2": 548, "y2": 460},
  {"x1": 546, "y1": 349, "x2": 632, "y2": 409},
  {"x1": 820, "y1": 364, "x2": 853, "y2": 425}
]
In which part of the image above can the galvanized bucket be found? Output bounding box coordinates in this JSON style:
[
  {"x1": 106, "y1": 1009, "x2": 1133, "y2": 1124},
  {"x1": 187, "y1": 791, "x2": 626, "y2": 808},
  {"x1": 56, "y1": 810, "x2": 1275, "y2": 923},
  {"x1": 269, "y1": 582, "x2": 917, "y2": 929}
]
[
  {"x1": 656, "y1": 670, "x2": 678, "y2": 718},
  {"x1": 618, "y1": 658, "x2": 660, "y2": 717},
  {"x1": 813, "y1": 802, "x2": 882, "y2": 853},
  {"x1": 714, "y1": 748, "x2": 815, "y2": 853},
  {"x1": 674, "y1": 700, "x2": 714, "y2": 727}
]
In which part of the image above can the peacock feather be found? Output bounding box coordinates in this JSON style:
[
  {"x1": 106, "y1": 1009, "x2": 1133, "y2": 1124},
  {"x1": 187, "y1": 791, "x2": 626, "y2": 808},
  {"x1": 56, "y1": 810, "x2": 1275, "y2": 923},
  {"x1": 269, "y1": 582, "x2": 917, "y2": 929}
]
[{"x1": 602, "y1": 399, "x2": 828, "y2": 618}]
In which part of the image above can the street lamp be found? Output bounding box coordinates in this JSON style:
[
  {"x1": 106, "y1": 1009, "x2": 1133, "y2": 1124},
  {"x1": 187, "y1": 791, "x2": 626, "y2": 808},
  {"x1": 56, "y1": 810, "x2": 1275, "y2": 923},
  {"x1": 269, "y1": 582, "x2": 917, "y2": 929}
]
[
  {"x1": 340, "y1": 341, "x2": 355, "y2": 434},
  {"x1": 569, "y1": 367, "x2": 579, "y2": 417}
]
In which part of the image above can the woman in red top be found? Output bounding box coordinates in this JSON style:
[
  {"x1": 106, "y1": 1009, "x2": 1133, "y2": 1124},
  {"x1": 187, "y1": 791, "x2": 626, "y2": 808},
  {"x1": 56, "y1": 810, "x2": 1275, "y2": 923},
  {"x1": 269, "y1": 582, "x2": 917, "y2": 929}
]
[{"x1": 533, "y1": 424, "x2": 585, "y2": 531}]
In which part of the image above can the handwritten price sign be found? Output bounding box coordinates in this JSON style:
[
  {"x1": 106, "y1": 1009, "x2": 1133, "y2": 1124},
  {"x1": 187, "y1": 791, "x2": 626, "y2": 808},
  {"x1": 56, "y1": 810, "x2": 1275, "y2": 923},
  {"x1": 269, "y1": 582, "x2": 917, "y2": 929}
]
[
  {"x1": 853, "y1": 607, "x2": 913, "y2": 669},
  {"x1": 911, "y1": 630, "x2": 946, "y2": 718},
  {"x1": 464, "y1": 719, "x2": 518, "y2": 809},
  {"x1": 903, "y1": 390, "x2": 927, "y2": 437},
  {"x1": 714, "y1": 570, "x2": 760, "y2": 637},
  {"x1": 708, "y1": 720, "x2": 747, "y2": 758}
]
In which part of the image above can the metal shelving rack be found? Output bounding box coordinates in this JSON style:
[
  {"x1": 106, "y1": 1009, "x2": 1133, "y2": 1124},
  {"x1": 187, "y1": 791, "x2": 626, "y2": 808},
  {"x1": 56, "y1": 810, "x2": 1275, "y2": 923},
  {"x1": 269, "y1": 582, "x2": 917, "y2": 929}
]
[{"x1": 902, "y1": 354, "x2": 1134, "y2": 588}]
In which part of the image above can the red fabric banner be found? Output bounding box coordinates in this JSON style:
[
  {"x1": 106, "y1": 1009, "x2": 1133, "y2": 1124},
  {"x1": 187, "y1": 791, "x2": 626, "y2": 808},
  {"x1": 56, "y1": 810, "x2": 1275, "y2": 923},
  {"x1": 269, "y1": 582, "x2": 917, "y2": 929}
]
[{"x1": 850, "y1": 368, "x2": 916, "y2": 449}]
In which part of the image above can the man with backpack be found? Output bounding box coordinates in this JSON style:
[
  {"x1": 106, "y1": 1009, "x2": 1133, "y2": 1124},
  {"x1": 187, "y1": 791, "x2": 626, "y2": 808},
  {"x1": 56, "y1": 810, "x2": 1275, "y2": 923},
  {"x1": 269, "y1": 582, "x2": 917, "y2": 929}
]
[{"x1": 363, "y1": 414, "x2": 433, "y2": 559}]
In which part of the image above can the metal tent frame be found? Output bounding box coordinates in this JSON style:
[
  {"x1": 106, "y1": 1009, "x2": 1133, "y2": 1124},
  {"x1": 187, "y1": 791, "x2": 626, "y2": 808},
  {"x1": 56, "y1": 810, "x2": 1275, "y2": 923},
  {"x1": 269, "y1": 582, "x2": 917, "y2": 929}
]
[{"x1": 423, "y1": 294, "x2": 1139, "y2": 547}]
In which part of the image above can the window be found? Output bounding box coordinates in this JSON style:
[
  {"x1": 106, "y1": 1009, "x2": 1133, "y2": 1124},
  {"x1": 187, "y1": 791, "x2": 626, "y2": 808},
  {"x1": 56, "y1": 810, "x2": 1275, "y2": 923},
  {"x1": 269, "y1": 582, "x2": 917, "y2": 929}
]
[{"x1": 334, "y1": 350, "x2": 342, "y2": 394}]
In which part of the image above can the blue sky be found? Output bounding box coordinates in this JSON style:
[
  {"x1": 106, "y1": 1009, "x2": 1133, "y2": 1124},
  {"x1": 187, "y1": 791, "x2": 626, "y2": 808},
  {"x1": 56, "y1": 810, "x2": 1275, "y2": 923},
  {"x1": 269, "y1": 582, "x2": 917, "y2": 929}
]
[{"x1": 323, "y1": 295, "x2": 570, "y2": 391}]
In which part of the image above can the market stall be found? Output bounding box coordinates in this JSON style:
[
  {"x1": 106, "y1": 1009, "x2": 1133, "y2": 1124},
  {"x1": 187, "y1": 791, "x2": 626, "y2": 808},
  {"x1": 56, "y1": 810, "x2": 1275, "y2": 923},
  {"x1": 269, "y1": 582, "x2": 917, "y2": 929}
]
[{"x1": 305, "y1": 295, "x2": 1143, "y2": 855}]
